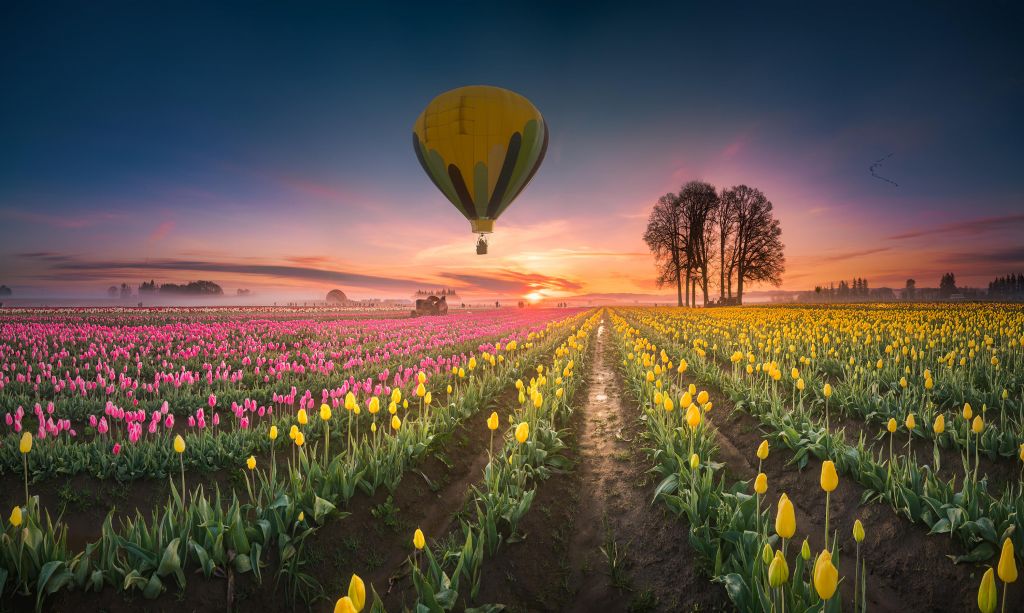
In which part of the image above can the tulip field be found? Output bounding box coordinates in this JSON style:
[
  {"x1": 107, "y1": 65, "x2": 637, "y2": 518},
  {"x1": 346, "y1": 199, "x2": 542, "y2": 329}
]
[{"x1": 1, "y1": 304, "x2": 1022, "y2": 612}]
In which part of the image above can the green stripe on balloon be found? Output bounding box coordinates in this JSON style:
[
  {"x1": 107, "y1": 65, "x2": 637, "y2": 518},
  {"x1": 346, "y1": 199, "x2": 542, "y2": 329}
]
[
  {"x1": 473, "y1": 162, "x2": 488, "y2": 218},
  {"x1": 497, "y1": 119, "x2": 545, "y2": 217},
  {"x1": 486, "y1": 131, "x2": 522, "y2": 218}
]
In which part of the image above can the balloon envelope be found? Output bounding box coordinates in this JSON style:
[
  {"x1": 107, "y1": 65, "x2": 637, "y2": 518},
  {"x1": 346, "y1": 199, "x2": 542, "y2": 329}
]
[{"x1": 413, "y1": 85, "x2": 547, "y2": 234}]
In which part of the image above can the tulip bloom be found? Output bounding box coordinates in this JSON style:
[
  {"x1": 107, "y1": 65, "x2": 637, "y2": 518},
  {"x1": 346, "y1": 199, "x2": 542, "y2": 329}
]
[
  {"x1": 515, "y1": 422, "x2": 530, "y2": 444},
  {"x1": 813, "y1": 550, "x2": 838, "y2": 600},
  {"x1": 754, "y1": 472, "x2": 768, "y2": 494},
  {"x1": 334, "y1": 597, "x2": 356, "y2": 613},
  {"x1": 768, "y1": 550, "x2": 789, "y2": 588},
  {"x1": 775, "y1": 494, "x2": 796, "y2": 541},
  {"x1": 998, "y1": 538, "x2": 1017, "y2": 611},
  {"x1": 348, "y1": 574, "x2": 366, "y2": 612},
  {"x1": 413, "y1": 528, "x2": 425, "y2": 550},
  {"x1": 978, "y1": 568, "x2": 997, "y2": 613},
  {"x1": 9, "y1": 505, "x2": 22, "y2": 527}
]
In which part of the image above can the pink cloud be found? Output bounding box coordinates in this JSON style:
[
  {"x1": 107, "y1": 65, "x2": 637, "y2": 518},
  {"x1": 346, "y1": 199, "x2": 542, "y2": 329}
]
[{"x1": 149, "y1": 220, "x2": 175, "y2": 241}]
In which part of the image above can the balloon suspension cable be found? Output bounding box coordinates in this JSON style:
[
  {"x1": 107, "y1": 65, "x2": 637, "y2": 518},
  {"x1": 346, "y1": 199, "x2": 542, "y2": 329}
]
[{"x1": 476, "y1": 234, "x2": 488, "y2": 255}]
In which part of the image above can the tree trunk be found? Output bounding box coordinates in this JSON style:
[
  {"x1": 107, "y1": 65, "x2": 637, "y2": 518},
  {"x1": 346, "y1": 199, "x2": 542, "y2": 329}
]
[
  {"x1": 701, "y1": 266, "x2": 710, "y2": 305},
  {"x1": 675, "y1": 267, "x2": 683, "y2": 307},
  {"x1": 685, "y1": 268, "x2": 691, "y2": 307},
  {"x1": 719, "y1": 227, "x2": 726, "y2": 301},
  {"x1": 737, "y1": 267, "x2": 744, "y2": 306}
]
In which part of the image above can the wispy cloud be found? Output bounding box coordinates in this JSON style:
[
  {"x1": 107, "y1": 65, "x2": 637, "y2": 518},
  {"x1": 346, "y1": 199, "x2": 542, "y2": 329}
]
[
  {"x1": 817, "y1": 247, "x2": 892, "y2": 263},
  {"x1": 0, "y1": 208, "x2": 122, "y2": 229},
  {"x1": 149, "y1": 221, "x2": 175, "y2": 241},
  {"x1": 18, "y1": 254, "x2": 419, "y2": 290},
  {"x1": 887, "y1": 214, "x2": 1024, "y2": 240},
  {"x1": 438, "y1": 270, "x2": 584, "y2": 293}
]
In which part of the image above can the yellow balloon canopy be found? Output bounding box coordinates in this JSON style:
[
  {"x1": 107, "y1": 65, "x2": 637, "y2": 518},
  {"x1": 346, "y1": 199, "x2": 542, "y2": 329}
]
[{"x1": 413, "y1": 85, "x2": 548, "y2": 249}]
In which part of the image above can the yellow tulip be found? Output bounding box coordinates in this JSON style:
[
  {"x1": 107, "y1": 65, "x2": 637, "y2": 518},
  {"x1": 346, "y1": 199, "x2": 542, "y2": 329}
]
[
  {"x1": 978, "y1": 568, "x2": 997, "y2": 613},
  {"x1": 391, "y1": 415, "x2": 401, "y2": 431},
  {"x1": 19, "y1": 432, "x2": 32, "y2": 454},
  {"x1": 297, "y1": 409, "x2": 308, "y2": 425},
  {"x1": 689, "y1": 453, "x2": 699, "y2": 470},
  {"x1": 289, "y1": 424, "x2": 298, "y2": 439},
  {"x1": 424, "y1": 391, "x2": 432, "y2": 405},
  {"x1": 515, "y1": 422, "x2": 530, "y2": 443},
  {"x1": 9, "y1": 505, "x2": 22, "y2": 527},
  {"x1": 905, "y1": 413, "x2": 916, "y2": 430},
  {"x1": 887, "y1": 418, "x2": 897, "y2": 433},
  {"x1": 796, "y1": 378, "x2": 805, "y2": 391},
  {"x1": 319, "y1": 404, "x2": 332, "y2": 421},
  {"x1": 757, "y1": 440, "x2": 769, "y2": 460},
  {"x1": 972, "y1": 415, "x2": 984, "y2": 434},
  {"x1": 416, "y1": 382, "x2": 426, "y2": 397},
  {"x1": 813, "y1": 551, "x2": 838, "y2": 600},
  {"x1": 688, "y1": 383, "x2": 696, "y2": 396},
  {"x1": 823, "y1": 383, "x2": 832, "y2": 398},
  {"x1": 762, "y1": 542, "x2": 773, "y2": 565},
  {"x1": 754, "y1": 472, "x2": 768, "y2": 494},
  {"x1": 246, "y1": 455, "x2": 256, "y2": 471},
  {"x1": 294, "y1": 432, "x2": 305, "y2": 447},
  {"x1": 391, "y1": 388, "x2": 402, "y2": 404},
  {"x1": 368, "y1": 397, "x2": 380, "y2": 414},
  {"x1": 775, "y1": 494, "x2": 796, "y2": 539},
  {"x1": 998, "y1": 538, "x2": 1017, "y2": 583},
  {"x1": 768, "y1": 550, "x2": 790, "y2": 587},
  {"x1": 269, "y1": 425, "x2": 278, "y2": 440},
  {"x1": 685, "y1": 404, "x2": 701, "y2": 429},
  {"x1": 173, "y1": 434, "x2": 185, "y2": 454},
  {"x1": 348, "y1": 573, "x2": 366, "y2": 612},
  {"x1": 853, "y1": 519, "x2": 865, "y2": 542},
  {"x1": 413, "y1": 528, "x2": 426, "y2": 550},
  {"x1": 487, "y1": 412, "x2": 499, "y2": 431},
  {"x1": 933, "y1": 414, "x2": 945, "y2": 434},
  {"x1": 334, "y1": 596, "x2": 357, "y2": 613},
  {"x1": 663, "y1": 397, "x2": 674, "y2": 412},
  {"x1": 447, "y1": 384, "x2": 453, "y2": 394},
  {"x1": 800, "y1": 539, "x2": 811, "y2": 560},
  {"x1": 417, "y1": 371, "x2": 427, "y2": 384},
  {"x1": 345, "y1": 392, "x2": 356, "y2": 411},
  {"x1": 820, "y1": 460, "x2": 838, "y2": 492},
  {"x1": 964, "y1": 402, "x2": 973, "y2": 420},
  {"x1": 681, "y1": 392, "x2": 693, "y2": 407},
  {"x1": 697, "y1": 390, "x2": 709, "y2": 405}
]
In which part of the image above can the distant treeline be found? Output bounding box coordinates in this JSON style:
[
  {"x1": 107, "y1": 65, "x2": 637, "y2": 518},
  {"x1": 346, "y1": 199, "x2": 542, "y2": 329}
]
[
  {"x1": 109, "y1": 280, "x2": 224, "y2": 298},
  {"x1": 800, "y1": 272, "x2": 1024, "y2": 303}
]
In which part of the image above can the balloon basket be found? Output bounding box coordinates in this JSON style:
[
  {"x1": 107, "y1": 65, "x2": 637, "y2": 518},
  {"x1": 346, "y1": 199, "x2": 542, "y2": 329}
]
[{"x1": 476, "y1": 235, "x2": 488, "y2": 255}]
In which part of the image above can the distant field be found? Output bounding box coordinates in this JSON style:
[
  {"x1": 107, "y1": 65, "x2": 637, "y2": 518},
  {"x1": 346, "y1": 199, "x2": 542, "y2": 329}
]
[{"x1": 1, "y1": 304, "x2": 1022, "y2": 611}]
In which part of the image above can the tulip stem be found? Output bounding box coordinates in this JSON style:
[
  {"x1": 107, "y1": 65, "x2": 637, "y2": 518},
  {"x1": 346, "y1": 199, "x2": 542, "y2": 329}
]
[
  {"x1": 854, "y1": 541, "x2": 860, "y2": 613},
  {"x1": 179, "y1": 453, "x2": 186, "y2": 509},
  {"x1": 824, "y1": 491, "x2": 830, "y2": 551},
  {"x1": 23, "y1": 454, "x2": 29, "y2": 506}
]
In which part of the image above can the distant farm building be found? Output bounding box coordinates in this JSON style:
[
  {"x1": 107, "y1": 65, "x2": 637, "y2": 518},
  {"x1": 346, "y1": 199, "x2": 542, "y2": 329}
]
[{"x1": 326, "y1": 289, "x2": 352, "y2": 305}]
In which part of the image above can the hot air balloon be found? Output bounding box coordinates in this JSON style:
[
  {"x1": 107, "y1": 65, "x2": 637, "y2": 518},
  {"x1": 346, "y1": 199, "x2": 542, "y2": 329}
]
[{"x1": 413, "y1": 85, "x2": 548, "y2": 254}]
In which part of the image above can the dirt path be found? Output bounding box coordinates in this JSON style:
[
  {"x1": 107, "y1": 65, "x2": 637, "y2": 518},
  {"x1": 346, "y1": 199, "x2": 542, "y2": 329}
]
[{"x1": 564, "y1": 319, "x2": 727, "y2": 612}]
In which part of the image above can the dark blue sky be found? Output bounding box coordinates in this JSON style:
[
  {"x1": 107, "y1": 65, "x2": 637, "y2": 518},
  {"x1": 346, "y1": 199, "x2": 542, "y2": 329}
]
[{"x1": 2, "y1": 1, "x2": 1022, "y2": 298}]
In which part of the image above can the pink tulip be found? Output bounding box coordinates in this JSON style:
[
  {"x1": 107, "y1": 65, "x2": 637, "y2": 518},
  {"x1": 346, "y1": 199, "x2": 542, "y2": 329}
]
[{"x1": 113, "y1": 443, "x2": 121, "y2": 455}]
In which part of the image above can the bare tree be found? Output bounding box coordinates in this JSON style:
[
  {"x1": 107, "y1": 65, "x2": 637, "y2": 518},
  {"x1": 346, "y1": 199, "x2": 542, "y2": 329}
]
[
  {"x1": 679, "y1": 181, "x2": 718, "y2": 306},
  {"x1": 717, "y1": 192, "x2": 738, "y2": 300},
  {"x1": 643, "y1": 193, "x2": 687, "y2": 306},
  {"x1": 725, "y1": 185, "x2": 785, "y2": 304}
]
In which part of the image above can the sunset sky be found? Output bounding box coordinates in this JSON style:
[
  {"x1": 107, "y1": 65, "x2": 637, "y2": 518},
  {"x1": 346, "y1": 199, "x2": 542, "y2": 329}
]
[{"x1": 2, "y1": 2, "x2": 1022, "y2": 301}]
